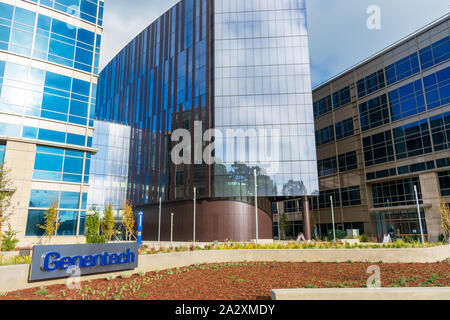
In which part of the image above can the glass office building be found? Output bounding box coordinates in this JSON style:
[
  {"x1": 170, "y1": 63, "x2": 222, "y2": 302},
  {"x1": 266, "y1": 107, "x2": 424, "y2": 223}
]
[
  {"x1": 275, "y1": 14, "x2": 449, "y2": 242},
  {"x1": 0, "y1": 0, "x2": 103, "y2": 246},
  {"x1": 92, "y1": 0, "x2": 317, "y2": 241}
]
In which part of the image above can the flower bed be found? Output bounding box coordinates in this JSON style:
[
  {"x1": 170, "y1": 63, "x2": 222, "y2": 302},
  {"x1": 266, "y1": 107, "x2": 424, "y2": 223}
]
[{"x1": 140, "y1": 240, "x2": 446, "y2": 255}]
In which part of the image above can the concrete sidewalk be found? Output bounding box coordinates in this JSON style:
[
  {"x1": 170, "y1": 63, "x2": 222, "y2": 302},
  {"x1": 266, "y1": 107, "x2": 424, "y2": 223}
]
[{"x1": 271, "y1": 287, "x2": 450, "y2": 300}]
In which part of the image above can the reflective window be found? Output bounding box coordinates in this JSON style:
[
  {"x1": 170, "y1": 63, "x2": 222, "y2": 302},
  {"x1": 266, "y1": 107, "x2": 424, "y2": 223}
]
[
  {"x1": 0, "y1": 61, "x2": 93, "y2": 126},
  {"x1": 385, "y1": 52, "x2": 420, "y2": 85},
  {"x1": 372, "y1": 177, "x2": 421, "y2": 208},
  {"x1": 430, "y1": 111, "x2": 450, "y2": 152},
  {"x1": 332, "y1": 86, "x2": 351, "y2": 109},
  {"x1": 423, "y1": 66, "x2": 450, "y2": 110},
  {"x1": 0, "y1": 143, "x2": 5, "y2": 164},
  {"x1": 389, "y1": 79, "x2": 425, "y2": 121},
  {"x1": 0, "y1": 3, "x2": 100, "y2": 74},
  {"x1": 357, "y1": 70, "x2": 385, "y2": 98},
  {"x1": 393, "y1": 119, "x2": 432, "y2": 160},
  {"x1": 359, "y1": 94, "x2": 390, "y2": 131},
  {"x1": 33, "y1": 145, "x2": 89, "y2": 183},
  {"x1": 340, "y1": 186, "x2": 362, "y2": 206},
  {"x1": 313, "y1": 95, "x2": 332, "y2": 118},
  {"x1": 335, "y1": 118, "x2": 354, "y2": 140},
  {"x1": 366, "y1": 168, "x2": 397, "y2": 181},
  {"x1": 438, "y1": 170, "x2": 450, "y2": 196},
  {"x1": 362, "y1": 130, "x2": 394, "y2": 166},
  {"x1": 317, "y1": 156, "x2": 337, "y2": 177},
  {"x1": 420, "y1": 36, "x2": 450, "y2": 70},
  {"x1": 338, "y1": 151, "x2": 357, "y2": 172},
  {"x1": 316, "y1": 125, "x2": 334, "y2": 146},
  {"x1": 38, "y1": 0, "x2": 103, "y2": 26},
  {"x1": 26, "y1": 189, "x2": 86, "y2": 236}
]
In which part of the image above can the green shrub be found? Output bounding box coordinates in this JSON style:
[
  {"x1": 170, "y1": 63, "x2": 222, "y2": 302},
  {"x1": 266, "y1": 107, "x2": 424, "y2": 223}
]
[
  {"x1": 359, "y1": 234, "x2": 369, "y2": 243},
  {"x1": 85, "y1": 207, "x2": 107, "y2": 244},
  {"x1": 1, "y1": 224, "x2": 19, "y2": 251}
]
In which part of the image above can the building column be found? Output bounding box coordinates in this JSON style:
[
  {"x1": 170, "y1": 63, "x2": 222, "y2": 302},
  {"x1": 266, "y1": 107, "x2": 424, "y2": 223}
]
[
  {"x1": 303, "y1": 196, "x2": 311, "y2": 240},
  {"x1": 419, "y1": 172, "x2": 442, "y2": 242}
]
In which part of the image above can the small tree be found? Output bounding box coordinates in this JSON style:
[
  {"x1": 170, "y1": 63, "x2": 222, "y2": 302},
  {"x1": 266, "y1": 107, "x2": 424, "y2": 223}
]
[
  {"x1": 122, "y1": 200, "x2": 135, "y2": 241},
  {"x1": 279, "y1": 213, "x2": 292, "y2": 240},
  {"x1": 85, "y1": 206, "x2": 106, "y2": 244},
  {"x1": 0, "y1": 163, "x2": 16, "y2": 251},
  {"x1": 1, "y1": 223, "x2": 19, "y2": 251},
  {"x1": 38, "y1": 201, "x2": 60, "y2": 243},
  {"x1": 439, "y1": 198, "x2": 450, "y2": 242},
  {"x1": 101, "y1": 204, "x2": 115, "y2": 241}
]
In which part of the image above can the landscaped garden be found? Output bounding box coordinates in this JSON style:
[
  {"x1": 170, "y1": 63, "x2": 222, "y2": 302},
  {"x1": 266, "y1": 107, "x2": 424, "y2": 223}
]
[
  {"x1": 1, "y1": 260, "x2": 449, "y2": 300},
  {"x1": 139, "y1": 240, "x2": 447, "y2": 255}
]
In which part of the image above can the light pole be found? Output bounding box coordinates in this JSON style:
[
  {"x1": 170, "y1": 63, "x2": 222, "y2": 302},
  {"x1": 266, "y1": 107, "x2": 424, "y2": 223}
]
[
  {"x1": 277, "y1": 202, "x2": 280, "y2": 241},
  {"x1": 254, "y1": 169, "x2": 258, "y2": 244},
  {"x1": 330, "y1": 196, "x2": 336, "y2": 242},
  {"x1": 170, "y1": 212, "x2": 174, "y2": 244},
  {"x1": 414, "y1": 185, "x2": 425, "y2": 244},
  {"x1": 193, "y1": 187, "x2": 196, "y2": 245},
  {"x1": 158, "y1": 196, "x2": 161, "y2": 242}
]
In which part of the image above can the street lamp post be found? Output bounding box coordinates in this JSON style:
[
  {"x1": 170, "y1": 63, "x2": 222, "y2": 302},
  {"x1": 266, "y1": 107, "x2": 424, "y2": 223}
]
[
  {"x1": 158, "y1": 196, "x2": 161, "y2": 242},
  {"x1": 330, "y1": 196, "x2": 336, "y2": 242},
  {"x1": 170, "y1": 212, "x2": 174, "y2": 244},
  {"x1": 254, "y1": 169, "x2": 258, "y2": 244},
  {"x1": 193, "y1": 187, "x2": 196, "y2": 245},
  {"x1": 414, "y1": 185, "x2": 425, "y2": 244}
]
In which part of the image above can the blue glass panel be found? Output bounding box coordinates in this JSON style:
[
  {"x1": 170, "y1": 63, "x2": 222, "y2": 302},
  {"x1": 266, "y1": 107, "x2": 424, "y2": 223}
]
[
  {"x1": 25, "y1": 210, "x2": 45, "y2": 236},
  {"x1": 78, "y1": 211, "x2": 86, "y2": 235},
  {"x1": 29, "y1": 189, "x2": 59, "y2": 208},
  {"x1": 13, "y1": 7, "x2": 36, "y2": 26},
  {"x1": 38, "y1": 129, "x2": 66, "y2": 143},
  {"x1": 59, "y1": 192, "x2": 80, "y2": 209},
  {"x1": 67, "y1": 133, "x2": 85, "y2": 146},
  {"x1": 22, "y1": 126, "x2": 38, "y2": 139},
  {"x1": 34, "y1": 153, "x2": 63, "y2": 172},
  {"x1": 0, "y1": 144, "x2": 5, "y2": 164},
  {"x1": 57, "y1": 210, "x2": 78, "y2": 236},
  {"x1": 0, "y1": 3, "x2": 13, "y2": 20}
]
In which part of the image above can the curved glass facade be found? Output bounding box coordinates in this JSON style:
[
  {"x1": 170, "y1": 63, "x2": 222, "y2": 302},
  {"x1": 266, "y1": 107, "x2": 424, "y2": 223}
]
[{"x1": 93, "y1": 0, "x2": 317, "y2": 213}]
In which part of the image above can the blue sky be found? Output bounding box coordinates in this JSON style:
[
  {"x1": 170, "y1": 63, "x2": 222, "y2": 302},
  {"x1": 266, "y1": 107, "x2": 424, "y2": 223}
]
[{"x1": 99, "y1": 0, "x2": 448, "y2": 87}]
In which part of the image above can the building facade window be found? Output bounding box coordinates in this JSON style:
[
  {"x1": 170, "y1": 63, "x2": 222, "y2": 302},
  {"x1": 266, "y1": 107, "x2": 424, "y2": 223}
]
[
  {"x1": 332, "y1": 86, "x2": 351, "y2": 109},
  {"x1": 26, "y1": 189, "x2": 87, "y2": 236},
  {"x1": 317, "y1": 156, "x2": 337, "y2": 177},
  {"x1": 359, "y1": 94, "x2": 390, "y2": 132},
  {"x1": 357, "y1": 69, "x2": 385, "y2": 98},
  {"x1": 0, "y1": 3, "x2": 101, "y2": 73},
  {"x1": 315, "y1": 125, "x2": 335, "y2": 146},
  {"x1": 419, "y1": 36, "x2": 450, "y2": 70},
  {"x1": 438, "y1": 170, "x2": 450, "y2": 196},
  {"x1": 371, "y1": 177, "x2": 421, "y2": 208},
  {"x1": 335, "y1": 118, "x2": 354, "y2": 140},
  {"x1": 423, "y1": 66, "x2": 450, "y2": 110},
  {"x1": 385, "y1": 52, "x2": 420, "y2": 85},
  {"x1": 340, "y1": 186, "x2": 362, "y2": 206},
  {"x1": 338, "y1": 151, "x2": 358, "y2": 172},
  {"x1": 363, "y1": 130, "x2": 395, "y2": 166},
  {"x1": 33, "y1": 146, "x2": 90, "y2": 184},
  {"x1": 388, "y1": 79, "x2": 426, "y2": 121},
  {"x1": 0, "y1": 143, "x2": 5, "y2": 164},
  {"x1": 430, "y1": 111, "x2": 450, "y2": 152},
  {"x1": 393, "y1": 119, "x2": 432, "y2": 160},
  {"x1": 313, "y1": 95, "x2": 332, "y2": 118}
]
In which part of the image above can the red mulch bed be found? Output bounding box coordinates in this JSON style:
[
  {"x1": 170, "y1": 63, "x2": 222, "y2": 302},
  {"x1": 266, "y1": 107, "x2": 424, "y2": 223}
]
[{"x1": 1, "y1": 261, "x2": 449, "y2": 300}]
